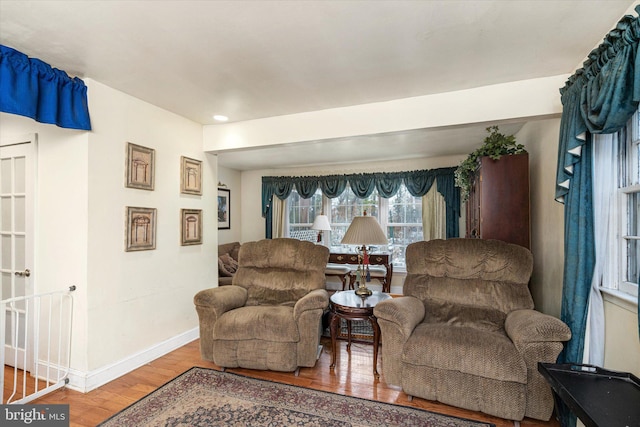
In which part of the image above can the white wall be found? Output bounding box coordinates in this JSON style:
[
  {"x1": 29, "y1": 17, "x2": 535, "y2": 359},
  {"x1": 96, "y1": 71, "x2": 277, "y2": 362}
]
[
  {"x1": 217, "y1": 165, "x2": 242, "y2": 244},
  {"x1": 84, "y1": 79, "x2": 217, "y2": 376},
  {"x1": 516, "y1": 118, "x2": 564, "y2": 317}
]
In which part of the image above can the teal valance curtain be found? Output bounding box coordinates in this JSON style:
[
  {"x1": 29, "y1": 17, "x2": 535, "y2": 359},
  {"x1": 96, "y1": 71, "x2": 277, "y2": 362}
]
[
  {"x1": 555, "y1": 7, "x2": 640, "y2": 426},
  {"x1": 262, "y1": 167, "x2": 460, "y2": 239},
  {"x1": 0, "y1": 45, "x2": 92, "y2": 130}
]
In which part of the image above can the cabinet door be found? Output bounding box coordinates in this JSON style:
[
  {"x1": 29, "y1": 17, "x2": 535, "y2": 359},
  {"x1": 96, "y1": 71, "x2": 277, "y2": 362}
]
[{"x1": 477, "y1": 154, "x2": 530, "y2": 248}]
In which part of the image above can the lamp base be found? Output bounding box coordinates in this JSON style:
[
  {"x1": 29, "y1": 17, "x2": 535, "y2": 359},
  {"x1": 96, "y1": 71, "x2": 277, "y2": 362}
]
[{"x1": 355, "y1": 285, "x2": 373, "y2": 297}]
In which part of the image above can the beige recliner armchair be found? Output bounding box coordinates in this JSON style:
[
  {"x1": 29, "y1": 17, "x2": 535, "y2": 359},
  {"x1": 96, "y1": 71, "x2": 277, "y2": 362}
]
[
  {"x1": 374, "y1": 239, "x2": 571, "y2": 421},
  {"x1": 194, "y1": 238, "x2": 329, "y2": 374}
]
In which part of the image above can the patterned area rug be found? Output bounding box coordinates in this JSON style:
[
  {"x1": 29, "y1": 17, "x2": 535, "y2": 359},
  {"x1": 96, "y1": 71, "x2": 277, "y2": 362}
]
[{"x1": 99, "y1": 367, "x2": 495, "y2": 427}]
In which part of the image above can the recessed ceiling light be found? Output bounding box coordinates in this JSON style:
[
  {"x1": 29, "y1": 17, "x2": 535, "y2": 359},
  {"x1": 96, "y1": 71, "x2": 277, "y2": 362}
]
[{"x1": 213, "y1": 115, "x2": 229, "y2": 122}]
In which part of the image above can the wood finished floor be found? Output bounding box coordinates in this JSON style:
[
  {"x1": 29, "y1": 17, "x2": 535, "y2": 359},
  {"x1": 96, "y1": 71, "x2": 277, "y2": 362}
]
[{"x1": 11, "y1": 337, "x2": 561, "y2": 427}]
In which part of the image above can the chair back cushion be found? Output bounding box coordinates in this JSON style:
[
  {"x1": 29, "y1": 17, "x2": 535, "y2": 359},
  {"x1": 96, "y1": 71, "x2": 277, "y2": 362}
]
[
  {"x1": 234, "y1": 238, "x2": 329, "y2": 306},
  {"x1": 404, "y1": 239, "x2": 534, "y2": 328}
]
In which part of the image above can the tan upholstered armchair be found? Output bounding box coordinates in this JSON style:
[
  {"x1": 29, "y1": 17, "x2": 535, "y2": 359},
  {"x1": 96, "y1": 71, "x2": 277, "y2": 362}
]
[
  {"x1": 374, "y1": 239, "x2": 571, "y2": 421},
  {"x1": 194, "y1": 238, "x2": 329, "y2": 374}
]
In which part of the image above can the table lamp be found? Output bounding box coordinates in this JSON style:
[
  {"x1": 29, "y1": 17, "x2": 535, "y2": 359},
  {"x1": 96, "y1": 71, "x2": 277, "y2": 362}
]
[
  {"x1": 311, "y1": 214, "x2": 331, "y2": 243},
  {"x1": 340, "y1": 212, "x2": 388, "y2": 297}
]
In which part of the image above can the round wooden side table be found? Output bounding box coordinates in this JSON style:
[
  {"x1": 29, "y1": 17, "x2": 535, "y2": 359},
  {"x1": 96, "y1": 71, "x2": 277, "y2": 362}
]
[{"x1": 328, "y1": 290, "x2": 391, "y2": 376}]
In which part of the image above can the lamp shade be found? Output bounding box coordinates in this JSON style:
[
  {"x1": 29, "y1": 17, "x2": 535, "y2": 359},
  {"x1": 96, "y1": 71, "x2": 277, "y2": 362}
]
[
  {"x1": 341, "y1": 215, "x2": 388, "y2": 245},
  {"x1": 311, "y1": 215, "x2": 332, "y2": 231}
]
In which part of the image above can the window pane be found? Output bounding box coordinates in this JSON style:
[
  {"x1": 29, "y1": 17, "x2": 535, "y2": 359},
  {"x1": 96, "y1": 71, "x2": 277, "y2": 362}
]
[
  {"x1": 627, "y1": 239, "x2": 638, "y2": 285},
  {"x1": 387, "y1": 187, "x2": 423, "y2": 268},
  {"x1": 629, "y1": 192, "x2": 639, "y2": 237},
  {"x1": 627, "y1": 192, "x2": 639, "y2": 285},
  {"x1": 330, "y1": 188, "x2": 379, "y2": 247},
  {"x1": 635, "y1": 141, "x2": 640, "y2": 185},
  {"x1": 288, "y1": 189, "x2": 322, "y2": 240}
]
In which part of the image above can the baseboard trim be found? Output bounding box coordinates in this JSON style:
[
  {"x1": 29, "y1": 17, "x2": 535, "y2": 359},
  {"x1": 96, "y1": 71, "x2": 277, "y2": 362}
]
[{"x1": 66, "y1": 327, "x2": 199, "y2": 393}]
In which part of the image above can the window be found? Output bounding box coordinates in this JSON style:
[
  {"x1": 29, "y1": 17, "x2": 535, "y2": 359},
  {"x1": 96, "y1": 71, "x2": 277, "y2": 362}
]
[
  {"x1": 329, "y1": 187, "x2": 379, "y2": 247},
  {"x1": 599, "y1": 110, "x2": 640, "y2": 299},
  {"x1": 384, "y1": 186, "x2": 423, "y2": 269},
  {"x1": 286, "y1": 184, "x2": 423, "y2": 270},
  {"x1": 287, "y1": 189, "x2": 322, "y2": 238},
  {"x1": 618, "y1": 112, "x2": 640, "y2": 297}
]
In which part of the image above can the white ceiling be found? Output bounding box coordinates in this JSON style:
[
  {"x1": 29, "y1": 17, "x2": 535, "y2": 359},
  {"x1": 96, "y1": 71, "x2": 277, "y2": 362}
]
[{"x1": 0, "y1": 0, "x2": 634, "y2": 170}]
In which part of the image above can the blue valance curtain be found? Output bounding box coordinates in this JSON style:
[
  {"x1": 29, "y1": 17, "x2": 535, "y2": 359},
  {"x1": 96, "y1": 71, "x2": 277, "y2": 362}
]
[
  {"x1": 262, "y1": 167, "x2": 460, "y2": 239},
  {"x1": 555, "y1": 9, "x2": 640, "y2": 426},
  {"x1": 0, "y1": 45, "x2": 92, "y2": 130}
]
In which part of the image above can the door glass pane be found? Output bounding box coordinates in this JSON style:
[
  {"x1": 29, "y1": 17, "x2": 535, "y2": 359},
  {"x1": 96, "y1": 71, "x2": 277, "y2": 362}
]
[
  {"x1": 13, "y1": 156, "x2": 25, "y2": 193},
  {"x1": 1, "y1": 271, "x2": 10, "y2": 299},
  {"x1": 1, "y1": 234, "x2": 10, "y2": 269},
  {"x1": 13, "y1": 275, "x2": 25, "y2": 299},
  {"x1": 14, "y1": 235, "x2": 24, "y2": 271},
  {"x1": 1, "y1": 196, "x2": 10, "y2": 232},
  {"x1": 14, "y1": 196, "x2": 25, "y2": 232},
  {"x1": 1, "y1": 158, "x2": 11, "y2": 193}
]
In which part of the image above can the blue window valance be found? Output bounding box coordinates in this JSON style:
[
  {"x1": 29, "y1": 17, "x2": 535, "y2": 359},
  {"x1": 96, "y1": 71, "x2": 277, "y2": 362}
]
[
  {"x1": 262, "y1": 167, "x2": 460, "y2": 238},
  {"x1": 0, "y1": 45, "x2": 92, "y2": 130}
]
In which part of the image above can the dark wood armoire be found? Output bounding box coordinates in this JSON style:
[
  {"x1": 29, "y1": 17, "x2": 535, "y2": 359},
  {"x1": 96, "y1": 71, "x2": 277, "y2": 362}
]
[{"x1": 465, "y1": 153, "x2": 530, "y2": 249}]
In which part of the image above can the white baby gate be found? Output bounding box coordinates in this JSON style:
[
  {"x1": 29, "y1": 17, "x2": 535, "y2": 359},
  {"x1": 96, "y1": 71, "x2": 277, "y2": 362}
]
[{"x1": 1, "y1": 286, "x2": 75, "y2": 404}]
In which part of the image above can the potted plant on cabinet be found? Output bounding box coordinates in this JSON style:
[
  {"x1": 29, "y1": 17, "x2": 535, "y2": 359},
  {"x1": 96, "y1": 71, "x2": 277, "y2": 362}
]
[{"x1": 454, "y1": 125, "x2": 526, "y2": 201}]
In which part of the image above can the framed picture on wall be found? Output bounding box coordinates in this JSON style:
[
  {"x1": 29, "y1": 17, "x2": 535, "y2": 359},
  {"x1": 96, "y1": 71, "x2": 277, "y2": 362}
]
[
  {"x1": 217, "y1": 188, "x2": 230, "y2": 229},
  {"x1": 181, "y1": 209, "x2": 202, "y2": 245},
  {"x1": 125, "y1": 206, "x2": 157, "y2": 251},
  {"x1": 180, "y1": 156, "x2": 202, "y2": 195},
  {"x1": 125, "y1": 142, "x2": 155, "y2": 190}
]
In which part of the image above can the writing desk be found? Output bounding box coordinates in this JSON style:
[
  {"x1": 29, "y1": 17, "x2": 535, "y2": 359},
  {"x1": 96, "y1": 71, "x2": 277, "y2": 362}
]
[{"x1": 328, "y1": 251, "x2": 393, "y2": 293}]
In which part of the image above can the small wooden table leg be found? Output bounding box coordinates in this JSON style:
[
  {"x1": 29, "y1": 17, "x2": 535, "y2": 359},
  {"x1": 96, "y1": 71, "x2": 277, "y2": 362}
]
[{"x1": 329, "y1": 312, "x2": 340, "y2": 369}]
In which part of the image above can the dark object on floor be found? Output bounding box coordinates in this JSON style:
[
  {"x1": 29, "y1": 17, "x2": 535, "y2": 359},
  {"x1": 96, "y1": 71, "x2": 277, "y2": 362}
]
[{"x1": 538, "y1": 363, "x2": 640, "y2": 427}]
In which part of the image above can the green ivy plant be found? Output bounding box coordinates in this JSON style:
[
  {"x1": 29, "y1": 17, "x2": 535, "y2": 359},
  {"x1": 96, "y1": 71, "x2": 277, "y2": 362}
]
[{"x1": 454, "y1": 126, "x2": 526, "y2": 201}]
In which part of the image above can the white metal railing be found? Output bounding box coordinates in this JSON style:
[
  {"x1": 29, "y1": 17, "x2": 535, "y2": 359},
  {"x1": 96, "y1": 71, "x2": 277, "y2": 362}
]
[{"x1": 1, "y1": 286, "x2": 75, "y2": 404}]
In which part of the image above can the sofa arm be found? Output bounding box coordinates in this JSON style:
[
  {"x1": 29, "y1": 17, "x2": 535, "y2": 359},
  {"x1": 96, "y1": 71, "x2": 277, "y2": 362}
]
[
  {"x1": 293, "y1": 289, "x2": 329, "y2": 321},
  {"x1": 374, "y1": 296, "x2": 425, "y2": 338},
  {"x1": 194, "y1": 285, "x2": 247, "y2": 318},
  {"x1": 505, "y1": 309, "x2": 572, "y2": 345},
  {"x1": 505, "y1": 309, "x2": 572, "y2": 421},
  {"x1": 193, "y1": 285, "x2": 247, "y2": 361}
]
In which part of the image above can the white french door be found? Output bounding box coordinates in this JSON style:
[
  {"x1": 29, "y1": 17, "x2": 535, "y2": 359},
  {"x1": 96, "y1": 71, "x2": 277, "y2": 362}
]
[{"x1": 0, "y1": 134, "x2": 36, "y2": 368}]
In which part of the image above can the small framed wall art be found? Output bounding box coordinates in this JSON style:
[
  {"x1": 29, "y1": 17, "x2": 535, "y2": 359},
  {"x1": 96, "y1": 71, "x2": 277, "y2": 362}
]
[
  {"x1": 125, "y1": 142, "x2": 155, "y2": 190},
  {"x1": 181, "y1": 209, "x2": 203, "y2": 246},
  {"x1": 125, "y1": 206, "x2": 157, "y2": 251},
  {"x1": 180, "y1": 156, "x2": 202, "y2": 195},
  {"x1": 217, "y1": 188, "x2": 230, "y2": 229}
]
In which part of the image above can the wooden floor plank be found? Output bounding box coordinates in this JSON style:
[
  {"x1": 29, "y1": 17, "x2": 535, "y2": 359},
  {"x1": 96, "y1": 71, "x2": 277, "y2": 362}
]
[{"x1": 1, "y1": 338, "x2": 561, "y2": 426}]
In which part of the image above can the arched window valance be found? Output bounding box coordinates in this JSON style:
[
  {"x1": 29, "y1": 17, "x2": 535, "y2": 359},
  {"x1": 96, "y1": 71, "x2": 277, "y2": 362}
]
[
  {"x1": 262, "y1": 167, "x2": 460, "y2": 238},
  {"x1": 0, "y1": 45, "x2": 92, "y2": 130}
]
